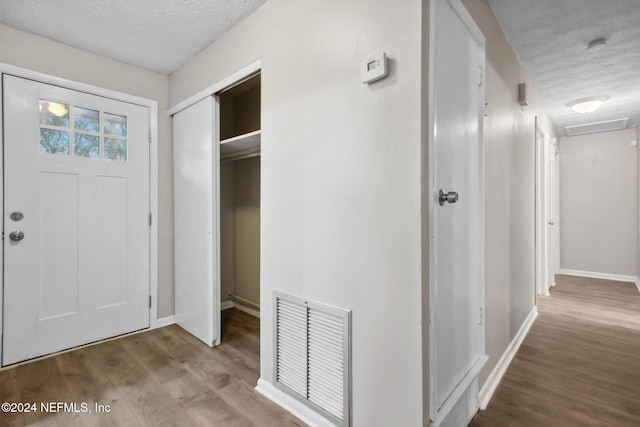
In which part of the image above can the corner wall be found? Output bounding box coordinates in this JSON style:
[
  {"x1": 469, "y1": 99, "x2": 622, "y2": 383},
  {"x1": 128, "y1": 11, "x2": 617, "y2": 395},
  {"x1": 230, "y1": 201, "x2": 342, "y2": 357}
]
[
  {"x1": 169, "y1": 0, "x2": 425, "y2": 425},
  {"x1": 0, "y1": 24, "x2": 175, "y2": 318},
  {"x1": 461, "y1": 0, "x2": 557, "y2": 388}
]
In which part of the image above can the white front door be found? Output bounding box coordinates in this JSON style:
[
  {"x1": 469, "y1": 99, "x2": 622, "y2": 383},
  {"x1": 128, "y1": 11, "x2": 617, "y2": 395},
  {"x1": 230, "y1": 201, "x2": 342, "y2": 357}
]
[
  {"x1": 429, "y1": 0, "x2": 486, "y2": 424},
  {"x1": 2, "y1": 75, "x2": 150, "y2": 366}
]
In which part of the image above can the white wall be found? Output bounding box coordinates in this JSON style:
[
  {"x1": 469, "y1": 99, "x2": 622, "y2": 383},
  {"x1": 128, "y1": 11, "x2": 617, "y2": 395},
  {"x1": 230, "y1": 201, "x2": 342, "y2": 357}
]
[
  {"x1": 0, "y1": 24, "x2": 175, "y2": 318},
  {"x1": 559, "y1": 129, "x2": 638, "y2": 277},
  {"x1": 170, "y1": 0, "x2": 425, "y2": 425},
  {"x1": 461, "y1": 0, "x2": 556, "y2": 386}
]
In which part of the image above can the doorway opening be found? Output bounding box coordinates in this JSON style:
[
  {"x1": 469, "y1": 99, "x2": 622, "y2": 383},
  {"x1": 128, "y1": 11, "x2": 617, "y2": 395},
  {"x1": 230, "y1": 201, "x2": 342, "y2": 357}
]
[{"x1": 218, "y1": 74, "x2": 262, "y2": 323}]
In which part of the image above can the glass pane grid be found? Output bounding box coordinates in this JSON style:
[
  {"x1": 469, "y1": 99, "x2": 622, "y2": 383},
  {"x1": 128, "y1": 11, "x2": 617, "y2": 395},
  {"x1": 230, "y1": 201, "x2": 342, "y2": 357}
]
[{"x1": 39, "y1": 100, "x2": 128, "y2": 162}]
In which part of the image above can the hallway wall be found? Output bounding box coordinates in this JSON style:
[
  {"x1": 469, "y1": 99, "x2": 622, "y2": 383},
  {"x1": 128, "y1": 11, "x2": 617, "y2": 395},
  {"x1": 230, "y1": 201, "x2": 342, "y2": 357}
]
[
  {"x1": 170, "y1": 0, "x2": 425, "y2": 425},
  {"x1": 462, "y1": 0, "x2": 557, "y2": 387},
  {"x1": 559, "y1": 128, "x2": 638, "y2": 277}
]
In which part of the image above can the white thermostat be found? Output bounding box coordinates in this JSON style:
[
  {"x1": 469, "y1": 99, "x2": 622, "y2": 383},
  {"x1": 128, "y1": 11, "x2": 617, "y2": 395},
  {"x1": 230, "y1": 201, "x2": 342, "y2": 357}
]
[{"x1": 361, "y1": 52, "x2": 388, "y2": 84}]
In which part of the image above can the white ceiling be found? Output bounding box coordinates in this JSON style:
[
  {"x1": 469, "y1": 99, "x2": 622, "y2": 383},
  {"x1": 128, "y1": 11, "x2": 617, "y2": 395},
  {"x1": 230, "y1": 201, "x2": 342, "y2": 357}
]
[
  {"x1": 487, "y1": 0, "x2": 640, "y2": 136},
  {"x1": 0, "y1": 0, "x2": 267, "y2": 75}
]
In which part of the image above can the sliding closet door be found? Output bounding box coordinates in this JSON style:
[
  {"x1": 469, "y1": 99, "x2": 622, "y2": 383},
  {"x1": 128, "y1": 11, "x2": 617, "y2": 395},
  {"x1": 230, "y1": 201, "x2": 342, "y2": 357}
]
[{"x1": 173, "y1": 96, "x2": 220, "y2": 346}]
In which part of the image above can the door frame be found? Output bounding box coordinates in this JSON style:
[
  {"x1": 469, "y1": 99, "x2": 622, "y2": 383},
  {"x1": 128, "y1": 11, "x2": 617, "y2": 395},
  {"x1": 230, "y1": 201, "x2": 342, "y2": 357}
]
[
  {"x1": 0, "y1": 63, "x2": 159, "y2": 361},
  {"x1": 427, "y1": 0, "x2": 486, "y2": 423},
  {"x1": 535, "y1": 118, "x2": 558, "y2": 296}
]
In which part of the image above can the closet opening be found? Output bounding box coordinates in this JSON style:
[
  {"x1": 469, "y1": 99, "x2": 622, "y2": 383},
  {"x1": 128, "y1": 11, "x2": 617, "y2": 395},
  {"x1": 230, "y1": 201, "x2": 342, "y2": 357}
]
[{"x1": 218, "y1": 73, "x2": 261, "y2": 322}]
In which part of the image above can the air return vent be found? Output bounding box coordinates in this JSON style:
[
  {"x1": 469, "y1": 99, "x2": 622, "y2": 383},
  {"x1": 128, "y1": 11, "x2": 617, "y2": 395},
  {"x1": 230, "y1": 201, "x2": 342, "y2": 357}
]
[
  {"x1": 565, "y1": 118, "x2": 629, "y2": 136},
  {"x1": 274, "y1": 291, "x2": 351, "y2": 427}
]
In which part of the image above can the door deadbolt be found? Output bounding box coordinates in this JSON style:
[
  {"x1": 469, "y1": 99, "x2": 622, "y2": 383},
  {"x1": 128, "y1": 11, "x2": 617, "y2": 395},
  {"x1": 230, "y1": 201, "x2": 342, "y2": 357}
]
[
  {"x1": 9, "y1": 231, "x2": 25, "y2": 242},
  {"x1": 438, "y1": 189, "x2": 459, "y2": 206},
  {"x1": 10, "y1": 211, "x2": 24, "y2": 221}
]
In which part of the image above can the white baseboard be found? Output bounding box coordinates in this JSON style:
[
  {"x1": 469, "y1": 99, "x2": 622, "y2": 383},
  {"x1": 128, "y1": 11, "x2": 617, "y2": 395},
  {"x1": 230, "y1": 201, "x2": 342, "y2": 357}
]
[
  {"x1": 156, "y1": 315, "x2": 175, "y2": 327},
  {"x1": 479, "y1": 306, "x2": 538, "y2": 410},
  {"x1": 559, "y1": 269, "x2": 637, "y2": 284},
  {"x1": 635, "y1": 277, "x2": 640, "y2": 294},
  {"x1": 234, "y1": 303, "x2": 260, "y2": 318},
  {"x1": 255, "y1": 379, "x2": 334, "y2": 427},
  {"x1": 221, "y1": 300, "x2": 260, "y2": 318}
]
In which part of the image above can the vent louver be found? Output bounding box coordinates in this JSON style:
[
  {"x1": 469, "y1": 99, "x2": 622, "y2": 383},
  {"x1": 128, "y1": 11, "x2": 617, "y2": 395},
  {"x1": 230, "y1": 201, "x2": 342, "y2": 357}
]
[
  {"x1": 565, "y1": 118, "x2": 629, "y2": 136},
  {"x1": 274, "y1": 292, "x2": 351, "y2": 427}
]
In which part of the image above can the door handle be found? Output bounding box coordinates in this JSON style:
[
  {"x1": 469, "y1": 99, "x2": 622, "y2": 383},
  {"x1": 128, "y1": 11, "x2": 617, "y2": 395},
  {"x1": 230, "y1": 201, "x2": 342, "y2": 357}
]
[
  {"x1": 439, "y1": 189, "x2": 459, "y2": 206},
  {"x1": 9, "y1": 231, "x2": 24, "y2": 242}
]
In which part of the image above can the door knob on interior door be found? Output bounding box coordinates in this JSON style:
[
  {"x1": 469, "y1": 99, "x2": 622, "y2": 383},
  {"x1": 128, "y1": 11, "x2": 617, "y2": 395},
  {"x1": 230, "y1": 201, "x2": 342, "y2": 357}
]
[
  {"x1": 439, "y1": 189, "x2": 459, "y2": 206},
  {"x1": 9, "y1": 231, "x2": 24, "y2": 242}
]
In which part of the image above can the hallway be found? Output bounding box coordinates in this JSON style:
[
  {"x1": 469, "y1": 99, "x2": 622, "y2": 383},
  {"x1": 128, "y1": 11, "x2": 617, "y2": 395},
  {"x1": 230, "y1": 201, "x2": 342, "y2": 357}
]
[{"x1": 471, "y1": 275, "x2": 640, "y2": 426}]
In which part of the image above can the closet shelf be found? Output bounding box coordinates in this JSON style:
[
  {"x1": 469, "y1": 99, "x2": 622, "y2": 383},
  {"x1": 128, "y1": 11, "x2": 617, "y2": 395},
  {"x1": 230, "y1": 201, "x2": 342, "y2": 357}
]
[{"x1": 220, "y1": 130, "x2": 261, "y2": 161}]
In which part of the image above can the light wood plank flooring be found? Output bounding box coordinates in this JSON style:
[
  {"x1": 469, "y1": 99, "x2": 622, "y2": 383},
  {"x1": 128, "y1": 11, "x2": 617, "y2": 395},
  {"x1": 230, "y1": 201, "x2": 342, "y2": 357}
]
[
  {"x1": 0, "y1": 309, "x2": 306, "y2": 427},
  {"x1": 471, "y1": 274, "x2": 640, "y2": 426}
]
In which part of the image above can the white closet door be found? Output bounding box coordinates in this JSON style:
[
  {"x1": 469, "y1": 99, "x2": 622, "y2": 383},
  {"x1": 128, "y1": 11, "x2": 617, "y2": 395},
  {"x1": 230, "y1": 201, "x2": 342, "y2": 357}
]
[
  {"x1": 430, "y1": 0, "x2": 486, "y2": 424},
  {"x1": 173, "y1": 96, "x2": 220, "y2": 347}
]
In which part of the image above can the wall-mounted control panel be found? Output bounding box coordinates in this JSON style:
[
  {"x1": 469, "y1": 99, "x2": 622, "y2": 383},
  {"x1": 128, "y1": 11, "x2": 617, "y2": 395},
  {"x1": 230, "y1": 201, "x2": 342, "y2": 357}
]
[{"x1": 361, "y1": 52, "x2": 388, "y2": 84}]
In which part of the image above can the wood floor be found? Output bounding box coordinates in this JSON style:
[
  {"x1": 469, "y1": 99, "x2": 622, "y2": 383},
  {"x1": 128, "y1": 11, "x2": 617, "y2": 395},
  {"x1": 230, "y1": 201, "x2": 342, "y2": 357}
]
[
  {"x1": 471, "y1": 274, "x2": 640, "y2": 426},
  {"x1": 0, "y1": 309, "x2": 306, "y2": 427}
]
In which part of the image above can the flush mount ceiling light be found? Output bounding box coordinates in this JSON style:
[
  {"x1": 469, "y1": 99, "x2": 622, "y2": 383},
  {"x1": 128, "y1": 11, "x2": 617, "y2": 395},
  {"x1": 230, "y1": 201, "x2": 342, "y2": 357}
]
[
  {"x1": 587, "y1": 38, "x2": 607, "y2": 51},
  {"x1": 568, "y1": 96, "x2": 608, "y2": 114}
]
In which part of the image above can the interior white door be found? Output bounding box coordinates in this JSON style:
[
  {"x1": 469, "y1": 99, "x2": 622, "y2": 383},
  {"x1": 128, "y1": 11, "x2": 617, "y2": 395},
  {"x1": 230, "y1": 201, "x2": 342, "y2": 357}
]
[
  {"x1": 545, "y1": 140, "x2": 556, "y2": 288},
  {"x1": 2, "y1": 75, "x2": 150, "y2": 366},
  {"x1": 429, "y1": 0, "x2": 486, "y2": 423},
  {"x1": 173, "y1": 96, "x2": 220, "y2": 347}
]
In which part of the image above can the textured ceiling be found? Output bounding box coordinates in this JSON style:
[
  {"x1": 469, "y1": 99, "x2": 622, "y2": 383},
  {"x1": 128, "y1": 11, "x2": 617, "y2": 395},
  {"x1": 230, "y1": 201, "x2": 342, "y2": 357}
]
[
  {"x1": 0, "y1": 0, "x2": 267, "y2": 75},
  {"x1": 487, "y1": 0, "x2": 640, "y2": 136}
]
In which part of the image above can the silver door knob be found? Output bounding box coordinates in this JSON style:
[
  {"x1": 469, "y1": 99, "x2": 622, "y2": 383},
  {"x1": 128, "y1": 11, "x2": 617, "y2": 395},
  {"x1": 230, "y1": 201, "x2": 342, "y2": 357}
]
[
  {"x1": 439, "y1": 189, "x2": 459, "y2": 206},
  {"x1": 9, "y1": 231, "x2": 24, "y2": 242}
]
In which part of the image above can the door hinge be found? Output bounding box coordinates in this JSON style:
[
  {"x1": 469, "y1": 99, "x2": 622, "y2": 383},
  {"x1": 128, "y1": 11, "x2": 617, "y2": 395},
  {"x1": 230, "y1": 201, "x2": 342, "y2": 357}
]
[
  {"x1": 149, "y1": 213, "x2": 152, "y2": 227},
  {"x1": 149, "y1": 295, "x2": 152, "y2": 308},
  {"x1": 479, "y1": 306, "x2": 483, "y2": 326},
  {"x1": 149, "y1": 131, "x2": 152, "y2": 144}
]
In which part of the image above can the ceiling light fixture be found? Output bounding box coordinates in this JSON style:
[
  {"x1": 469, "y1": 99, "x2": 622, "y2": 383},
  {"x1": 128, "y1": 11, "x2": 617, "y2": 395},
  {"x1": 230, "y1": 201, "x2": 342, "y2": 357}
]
[
  {"x1": 587, "y1": 38, "x2": 607, "y2": 51},
  {"x1": 568, "y1": 96, "x2": 608, "y2": 114}
]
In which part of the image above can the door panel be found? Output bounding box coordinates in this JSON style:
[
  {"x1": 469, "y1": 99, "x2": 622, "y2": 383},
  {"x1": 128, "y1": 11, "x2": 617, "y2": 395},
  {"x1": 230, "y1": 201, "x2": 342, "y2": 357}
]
[
  {"x1": 2, "y1": 75, "x2": 150, "y2": 366},
  {"x1": 173, "y1": 96, "x2": 220, "y2": 347},
  {"x1": 430, "y1": 0, "x2": 486, "y2": 421}
]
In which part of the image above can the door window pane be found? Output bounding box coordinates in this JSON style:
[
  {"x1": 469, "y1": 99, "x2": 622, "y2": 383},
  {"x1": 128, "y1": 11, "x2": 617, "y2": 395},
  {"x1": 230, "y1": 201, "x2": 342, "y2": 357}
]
[
  {"x1": 74, "y1": 134, "x2": 100, "y2": 158},
  {"x1": 39, "y1": 100, "x2": 69, "y2": 127},
  {"x1": 40, "y1": 129, "x2": 70, "y2": 155},
  {"x1": 74, "y1": 107, "x2": 99, "y2": 133},
  {"x1": 104, "y1": 138, "x2": 127, "y2": 161},
  {"x1": 104, "y1": 113, "x2": 127, "y2": 137}
]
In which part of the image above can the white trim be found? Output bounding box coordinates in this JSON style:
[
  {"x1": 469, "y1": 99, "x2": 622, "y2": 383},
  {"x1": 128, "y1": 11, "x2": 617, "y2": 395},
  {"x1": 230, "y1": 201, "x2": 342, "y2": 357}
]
[
  {"x1": 432, "y1": 355, "x2": 488, "y2": 427},
  {"x1": 635, "y1": 277, "x2": 640, "y2": 293},
  {"x1": 221, "y1": 300, "x2": 234, "y2": 310},
  {"x1": 219, "y1": 300, "x2": 260, "y2": 318},
  {"x1": 559, "y1": 269, "x2": 638, "y2": 285},
  {"x1": 0, "y1": 63, "x2": 157, "y2": 108},
  {"x1": 156, "y1": 315, "x2": 176, "y2": 328},
  {"x1": 0, "y1": 63, "x2": 160, "y2": 362},
  {"x1": 255, "y1": 379, "x2": 335, "y2": 427},
  {"x1": 479, "y1": 307, "x2": 538, "y2": 409},
  {"x1": 234, "y1": 303, "x2": 260, "y2": 318},
  {"x1": 168, "y1": 60, "x2": 261, "y2": 116}
]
